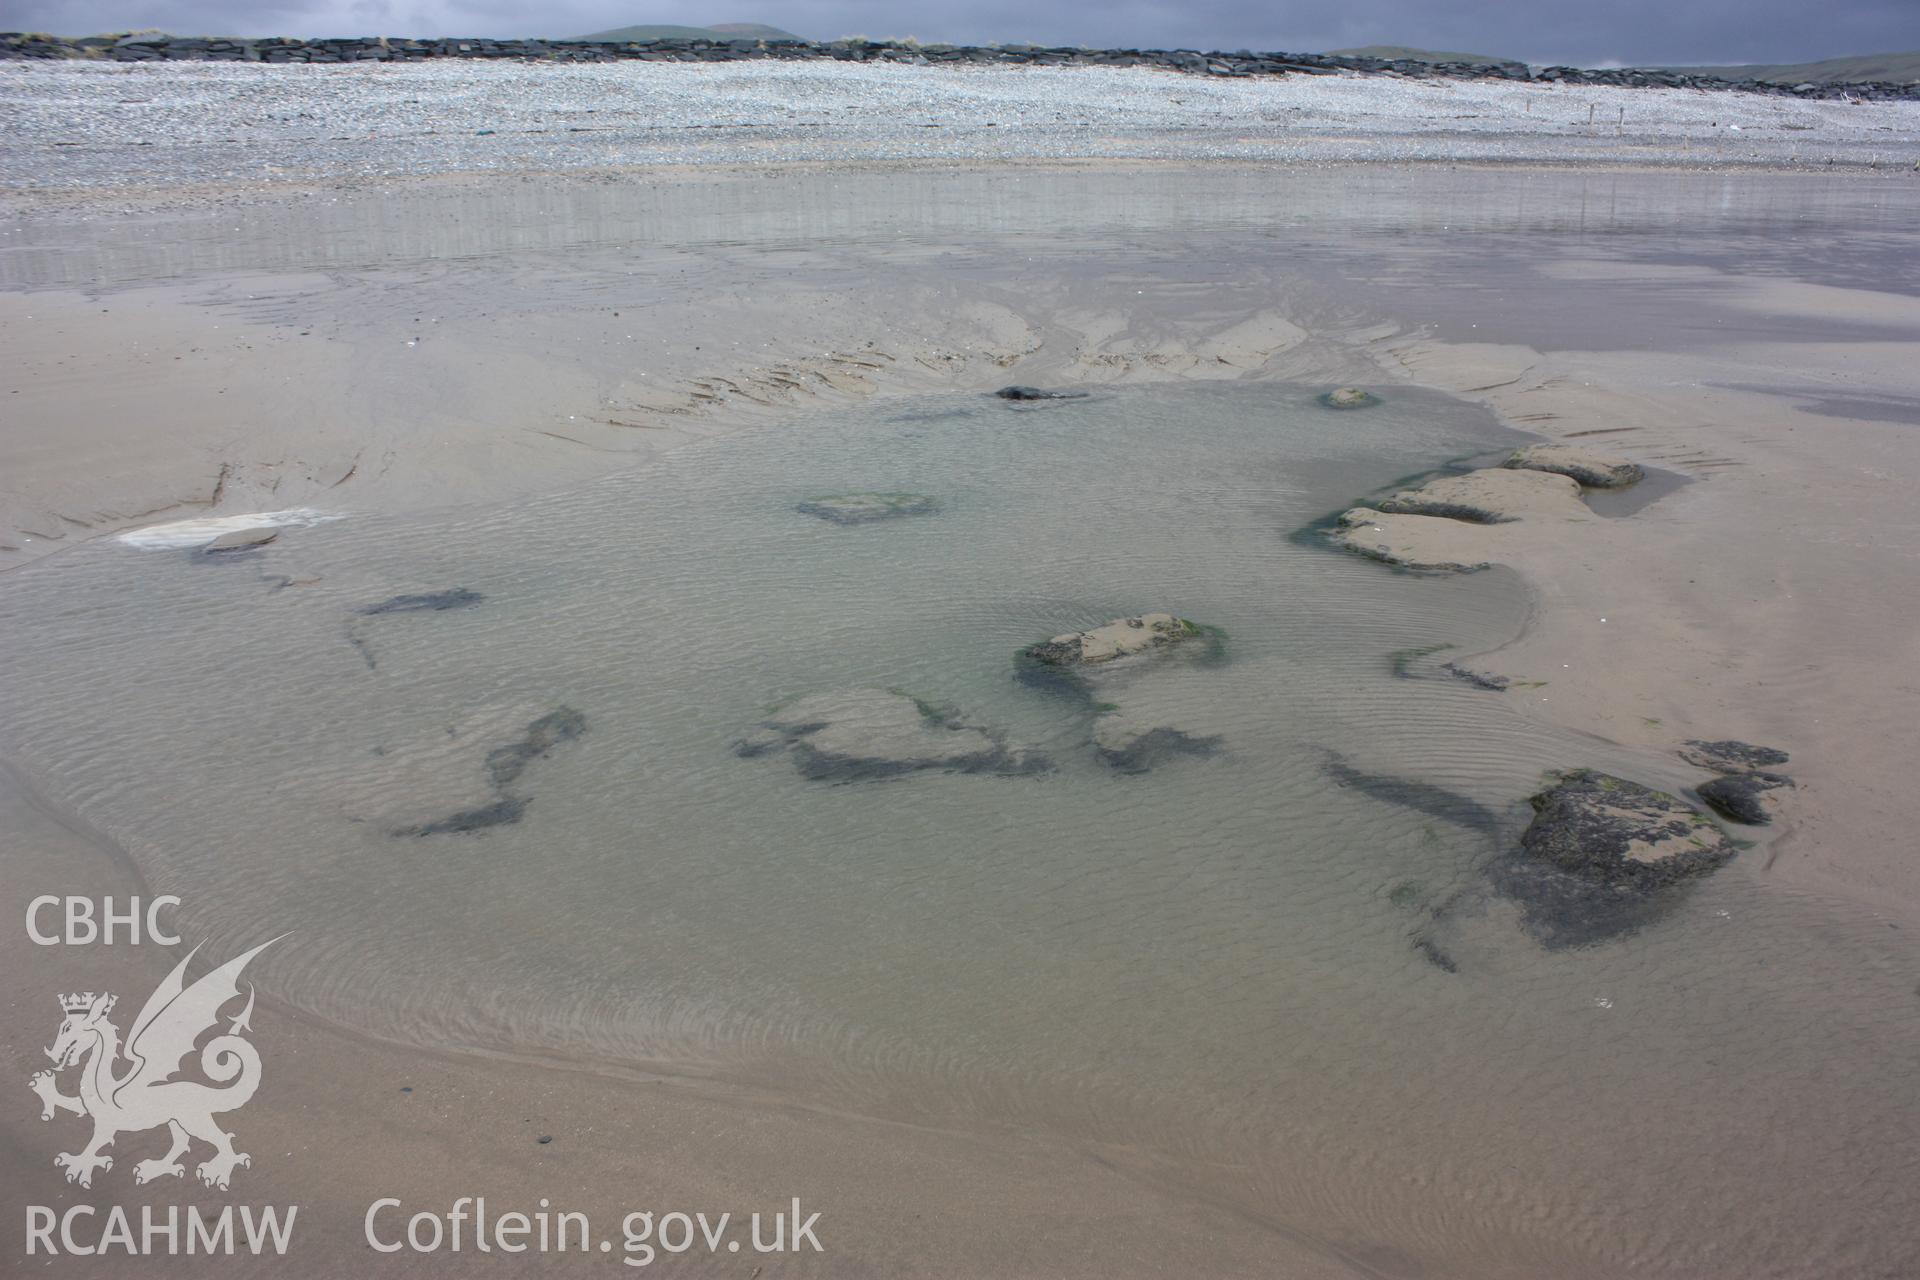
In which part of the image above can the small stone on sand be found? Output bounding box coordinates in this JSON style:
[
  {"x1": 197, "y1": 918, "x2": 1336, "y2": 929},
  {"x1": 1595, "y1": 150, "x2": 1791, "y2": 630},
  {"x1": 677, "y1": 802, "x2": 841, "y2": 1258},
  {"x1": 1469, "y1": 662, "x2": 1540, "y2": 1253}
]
[
  {"x1": 993, "y1": 385, "x2": 1086, "y2": 401},
  {"x1": 1320, "y1": 387, "x2": 1379, "y2": 409},
  {"x1": 200, "y1": 526, "x2": 279, "y2": 552}
]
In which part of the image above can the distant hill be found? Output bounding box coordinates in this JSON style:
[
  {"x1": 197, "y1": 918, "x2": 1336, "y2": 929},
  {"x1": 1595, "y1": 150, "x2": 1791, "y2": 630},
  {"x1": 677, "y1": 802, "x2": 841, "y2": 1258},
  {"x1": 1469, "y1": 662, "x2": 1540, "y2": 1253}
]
[
  {"x1": 1330, "y1": 44, "x2": 1525, "y2": 70},
  {"x1": 571, "y1": 21, "x2": 803, "y2": 42},
  {"x1": 572, "y1": 24, "x2": 715, "y2": 41},
  {"x1": 1657, "y1": 51, "x2": 1920, "y2": 85},
  {"x1": 707, "y1": 22, "x2": 803, "y2": 40}
]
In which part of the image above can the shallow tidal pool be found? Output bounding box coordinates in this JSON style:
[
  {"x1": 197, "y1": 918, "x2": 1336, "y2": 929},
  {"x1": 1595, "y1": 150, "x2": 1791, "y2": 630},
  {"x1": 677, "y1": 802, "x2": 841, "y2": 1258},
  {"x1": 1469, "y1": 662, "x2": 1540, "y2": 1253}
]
[{"x1": 3, "y1": 379, "x2": 1914, "y2": 1274}]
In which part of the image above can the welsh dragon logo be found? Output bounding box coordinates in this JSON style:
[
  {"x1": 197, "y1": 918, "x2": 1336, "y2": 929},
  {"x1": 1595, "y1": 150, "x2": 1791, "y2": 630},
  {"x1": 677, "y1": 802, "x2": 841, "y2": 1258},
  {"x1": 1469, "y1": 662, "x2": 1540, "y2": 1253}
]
[{"x1": 29, "y1": 938, "x2": 280, "y2": 1191}]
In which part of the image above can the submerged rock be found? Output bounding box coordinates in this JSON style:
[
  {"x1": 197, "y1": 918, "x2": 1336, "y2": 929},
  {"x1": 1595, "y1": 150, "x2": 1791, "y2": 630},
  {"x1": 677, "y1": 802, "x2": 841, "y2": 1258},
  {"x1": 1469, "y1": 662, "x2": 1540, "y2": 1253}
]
[
  {"x1": 1322, "y1": 752, "x2": 1507, "y2": 844},
  {"x1": 357, "y1": 588, "x2": 484, "y2": 616},
  {"x1": 1409, "y1": 768, "x2": 1740, "y2": 958},
  {"x1": 392, "y1": 706, "x2": 587, "y2": 838},
  {"x1": 1412, "y1": 937, "x2": 1460, "y2": 973},
  {"x1": 1519, "y1": 769, "x2": 1735, "y2": 890},
  {"x1": 1020, "y1": 614, "x2": 1227, "y2": 772},
  {"x1": 1679, "y1": 739, "x2": 1790, "y2": 772},
  {"x1": 397, "y1": 797, "x2": 528, "y2": 838},
  {"x1": 1375, "y1": 468, "x2": 1586, "y2": 524},
  {"x1": 1502, "y1": 444, "x2": 1644, "y2": 489},
  {"x1": 992, "y1": 385, "x2": 1086, "y2": 401},
  {"x1": 795, "y1": 493, "x2": 938, "y2": 525},
  {"x1": 1697, "y1": 771, "x2": 1793, "y2": 826},
  {"x1": 1022, "y1": 612, "x2": 1220, "y2": 667},
  {"x1": 1425, "y1": 769, "x2": 1746, "y2": 951},
  {"x1": 1092, "y1": 715, "x2": 1220, "y2": 774},
  {"x1": 348, "y1": 587, "x2": 487, "y2": 670},
  {"x1": 1319, "y1": 386, "x2": 1380, "y2": 409},
  {"x1": 485, "y1": 707, "x2": 589, "y2": 791},
  {"x1": 737, "y1": 688, "x2": 1046, "y2": 781}
]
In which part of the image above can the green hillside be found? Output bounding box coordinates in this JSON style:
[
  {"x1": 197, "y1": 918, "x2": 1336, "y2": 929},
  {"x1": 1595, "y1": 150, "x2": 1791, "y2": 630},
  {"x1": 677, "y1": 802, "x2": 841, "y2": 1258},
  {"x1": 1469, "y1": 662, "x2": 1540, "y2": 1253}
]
[{"x1": 571, "y1": 21, "x2": 803, "y2": 42}]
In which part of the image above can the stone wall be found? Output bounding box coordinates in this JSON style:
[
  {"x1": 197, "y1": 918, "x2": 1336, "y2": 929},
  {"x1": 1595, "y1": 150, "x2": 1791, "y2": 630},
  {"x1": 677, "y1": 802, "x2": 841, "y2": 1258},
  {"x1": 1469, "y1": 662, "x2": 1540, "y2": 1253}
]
[{"x1": 2, "y1": 32, "x2": 1914, "y2": 101}]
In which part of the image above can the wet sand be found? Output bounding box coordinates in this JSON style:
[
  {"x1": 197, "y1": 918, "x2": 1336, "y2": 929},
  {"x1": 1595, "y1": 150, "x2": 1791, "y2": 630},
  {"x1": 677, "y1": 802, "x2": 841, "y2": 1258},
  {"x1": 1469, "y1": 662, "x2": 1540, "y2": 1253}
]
[
  {"x1": 1, "y1": 767, "x2": 1364, "y2": 1279},
  {"x1": 4, "y1": 162, "x2": 1920, "y2": 1278}
]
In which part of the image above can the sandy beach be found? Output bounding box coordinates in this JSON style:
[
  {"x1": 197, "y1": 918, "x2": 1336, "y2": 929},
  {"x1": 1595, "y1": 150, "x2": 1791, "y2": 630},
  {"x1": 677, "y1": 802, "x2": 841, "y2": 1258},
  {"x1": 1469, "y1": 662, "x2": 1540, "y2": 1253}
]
[{"x1": 4, "y1": 58, "x2": 1919, "y2": 1279}]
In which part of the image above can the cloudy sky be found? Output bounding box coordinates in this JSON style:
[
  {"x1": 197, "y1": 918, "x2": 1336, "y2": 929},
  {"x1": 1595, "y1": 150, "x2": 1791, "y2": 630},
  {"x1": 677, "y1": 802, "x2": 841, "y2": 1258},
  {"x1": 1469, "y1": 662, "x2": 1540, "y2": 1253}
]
[{"x1": 11, "y1": 0, "x2": 1919, "y2": 67}]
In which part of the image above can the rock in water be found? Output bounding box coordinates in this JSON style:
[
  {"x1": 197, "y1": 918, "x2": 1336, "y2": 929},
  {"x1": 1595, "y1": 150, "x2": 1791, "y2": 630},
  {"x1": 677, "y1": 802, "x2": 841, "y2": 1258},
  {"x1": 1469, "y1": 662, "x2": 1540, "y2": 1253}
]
[
  {"x1": 200, "y1": 526, "x2": 280, "y2": 553},
  {"x1": 1696, "y1": 772, "x2": 1793, "y2": 826},
  {"x1": 485, "y1": 707, "x2": 589, "y2": 791},
  {"x1": 1329, "y1": 467, "x2": 1587, "y2": 573},
  {"x1": 736, "y1": 688, "x2": 1046, "y2": 781},
  {"x1": 1520, "y1": 769, "x2": 1735, "y2": 889},
  {"x1": 1444, "y1": 662, "x2": 1510, "y2": 691},
  {"x1": 1092, "y1": 714, "x2": 1219, "y2": 773},
  {"x1": 1020, "y1": 614, "x2": 1227, "y2": 772},
  {"x1": 1022, "y1": 613, "x2": 1217, "y2": 667},
  {"x1": 992, "y1": 385, "x2": 1086, "y2": 401},
  {"x1": 1320, "y1": 387, "x2": 1379, "y2": 409},
  {"x1": 390, "y1": 706, "x2": 588, "y2": 838},
  {"x1": 1328, "y1": 509, "x2": 1494, "y2": 573},
  {"x1": 1677, "y1": 739, "x2": 1794, "y2": 826},
  {"x1": 1322, "y1": 752, "x2": 1507, "y2": 844},
  {"x1": 348, "y1": 587, "x2": 487, "y2": 670},
  {"x1": 1502, "y1": 444, "x2": 1645, "y2": 489},
  {"x1": 357, "y1": 588, "x2": 484, "y2": 615},
  {"x1": 1679, "y1": 739, "x2": 1790, "y2": 772},
  {"x1": 1374, "y1": 468, "x2": 1587, "y2": 524},
  {"x1": 398, "y1": 797, "x2": 529, "y2": 838},
  {"x1": 795, "y1": 493, "x2": 938, "y2": 525}
]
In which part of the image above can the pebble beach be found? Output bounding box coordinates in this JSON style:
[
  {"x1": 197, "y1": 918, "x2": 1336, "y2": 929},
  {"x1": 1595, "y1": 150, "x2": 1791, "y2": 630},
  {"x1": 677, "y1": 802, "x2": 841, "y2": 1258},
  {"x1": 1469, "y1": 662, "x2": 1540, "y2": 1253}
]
[{"x1": 3, "y1": 57, "x2": 1920, "y2": 198}]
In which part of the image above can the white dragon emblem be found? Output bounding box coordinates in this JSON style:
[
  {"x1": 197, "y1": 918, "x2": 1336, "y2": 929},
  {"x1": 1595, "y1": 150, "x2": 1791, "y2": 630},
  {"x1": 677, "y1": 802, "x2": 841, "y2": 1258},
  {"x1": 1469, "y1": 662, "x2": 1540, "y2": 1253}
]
[{"x1": 28, "y1": 938, "x2": 280, "y2": 1191}]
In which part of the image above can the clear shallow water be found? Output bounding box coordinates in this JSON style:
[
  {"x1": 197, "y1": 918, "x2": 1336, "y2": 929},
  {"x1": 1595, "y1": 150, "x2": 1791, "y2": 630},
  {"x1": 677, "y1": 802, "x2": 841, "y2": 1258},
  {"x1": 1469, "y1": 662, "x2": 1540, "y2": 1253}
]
[{"x1": 3, "y1": 380, "x2": 1917, "y2": 1274}]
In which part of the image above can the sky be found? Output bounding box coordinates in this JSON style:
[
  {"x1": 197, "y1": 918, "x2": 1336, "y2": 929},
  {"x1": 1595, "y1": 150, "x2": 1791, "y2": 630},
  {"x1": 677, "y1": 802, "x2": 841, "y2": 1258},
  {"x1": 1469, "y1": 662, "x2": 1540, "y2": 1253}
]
[{"x1": 8, "y1": 0, "x2": 1919, "y2": 68}]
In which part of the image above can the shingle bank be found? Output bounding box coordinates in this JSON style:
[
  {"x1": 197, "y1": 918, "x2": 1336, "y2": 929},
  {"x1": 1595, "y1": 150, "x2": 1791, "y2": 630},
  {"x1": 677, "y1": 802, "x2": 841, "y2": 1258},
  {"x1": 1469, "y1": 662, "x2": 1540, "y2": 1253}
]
[{"x1": 3, "y1": 32, "x2": 1915, "y2": 102}]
